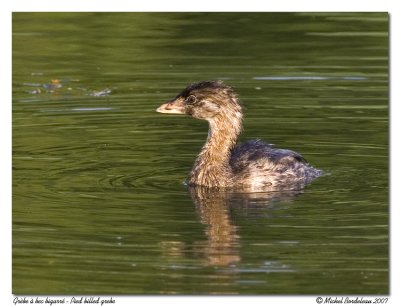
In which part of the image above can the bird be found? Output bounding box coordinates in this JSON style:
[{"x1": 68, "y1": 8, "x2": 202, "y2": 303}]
[{"x1": 156, "y1": 80, "x2": 322, "y2": 191}]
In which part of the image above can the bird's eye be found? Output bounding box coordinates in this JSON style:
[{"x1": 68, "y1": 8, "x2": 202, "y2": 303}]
[{"x1": 186, "y1": 95, "x2": 197, "y2": 104}]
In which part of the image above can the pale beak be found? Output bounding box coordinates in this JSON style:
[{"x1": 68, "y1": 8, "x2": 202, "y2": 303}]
[{"x1": 156, "y1": 99, "x2": 186, "y2": 114}]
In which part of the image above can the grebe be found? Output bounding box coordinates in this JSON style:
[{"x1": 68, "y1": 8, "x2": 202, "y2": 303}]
[{"x1": 156, "y1": 80, "x2": 321, "y2": 190}]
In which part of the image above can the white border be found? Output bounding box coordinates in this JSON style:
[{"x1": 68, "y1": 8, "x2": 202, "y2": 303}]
[
  {"x1": 1, "y1": 1, "x2": 12, "y2": 306},
  {"x1": 4, "y1": 0, "x2": 397, "y2": 12},
  {"x1": 2, "y1": 1, "x2": 398, "y2": 306}
]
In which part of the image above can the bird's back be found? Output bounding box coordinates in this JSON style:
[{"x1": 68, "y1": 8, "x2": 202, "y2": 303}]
[{"x1": 230, "y1": 139, "x2": 322, "y2": 190}]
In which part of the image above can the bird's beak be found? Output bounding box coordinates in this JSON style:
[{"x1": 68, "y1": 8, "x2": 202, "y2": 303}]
[{"x1": 156, "y1": 99, "x2": 186, "y2": 114}]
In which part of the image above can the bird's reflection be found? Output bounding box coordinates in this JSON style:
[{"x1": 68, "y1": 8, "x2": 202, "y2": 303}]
[
  {"x1": 188, "y1": 186, "x2": 302, "y2": 267},
  {"x1": 189, "y1": 186, "x2": 240, "y2": 266}
]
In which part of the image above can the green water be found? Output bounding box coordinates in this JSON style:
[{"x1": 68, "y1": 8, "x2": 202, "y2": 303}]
[{"x1": 12, "y1": 13, "x2": 388, "y2": 294}]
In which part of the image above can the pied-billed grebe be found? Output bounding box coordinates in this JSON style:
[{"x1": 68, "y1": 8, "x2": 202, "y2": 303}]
[{"x1": 157, "y1": 80, "x2": 322, "y2": 190}]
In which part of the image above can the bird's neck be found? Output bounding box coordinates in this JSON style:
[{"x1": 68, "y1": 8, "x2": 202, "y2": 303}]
[{"x1": 189, "y1": 111, "x2": 242, "y2": 187}]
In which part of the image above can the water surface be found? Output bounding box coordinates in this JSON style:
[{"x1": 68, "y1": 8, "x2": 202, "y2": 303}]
[{"x1": 12, "y1": 12, "x2": 388, "y2": 294}]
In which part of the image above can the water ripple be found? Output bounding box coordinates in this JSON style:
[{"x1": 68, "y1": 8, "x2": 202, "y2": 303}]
[
  {"x1": 97, "y1": 167, "x2": 185, "y2": 193},
  {"x1": 253, "y1": 76, "x2": 367, "y2": 81}
]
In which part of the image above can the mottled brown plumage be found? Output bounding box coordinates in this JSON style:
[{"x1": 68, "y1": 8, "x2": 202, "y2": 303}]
[{"x1": 157, "y1": 80, "x2": 321, "y2": 190}]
